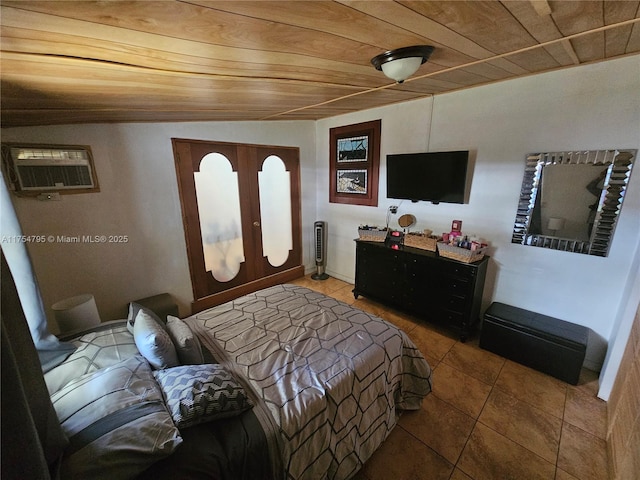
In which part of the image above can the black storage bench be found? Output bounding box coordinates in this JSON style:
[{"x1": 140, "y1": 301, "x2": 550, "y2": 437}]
[{"x1": 479, "y1": 302, "x2": 589, "y2": 385}]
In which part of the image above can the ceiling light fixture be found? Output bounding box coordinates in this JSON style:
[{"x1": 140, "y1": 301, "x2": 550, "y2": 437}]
[{"x1": 371, "y1": 45, "x2": 435, "y2": 83}]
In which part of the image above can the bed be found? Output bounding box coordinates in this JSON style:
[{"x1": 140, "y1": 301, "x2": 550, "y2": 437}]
[{"x1": 42, "y1": 284, "x2": 433, "y2": 479}]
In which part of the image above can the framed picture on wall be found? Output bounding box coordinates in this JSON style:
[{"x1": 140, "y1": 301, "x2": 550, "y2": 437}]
[
  {"x1": 337, "y1": 135, "x2": 368, "y2": 162},
  {"x1": 329, "y1": 119, "x2": 381, "y2": 206},
  {"x1": 336, "y1": 169, "x2": 368, "y2": 194}
]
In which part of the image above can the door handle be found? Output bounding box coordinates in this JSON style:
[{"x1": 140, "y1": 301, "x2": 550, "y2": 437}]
[{"x1": 253, "y1": 221, "x2": 260, "y2": 227}]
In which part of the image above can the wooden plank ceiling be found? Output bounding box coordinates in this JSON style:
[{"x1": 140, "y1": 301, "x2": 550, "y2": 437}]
[{"x1": 1, "y1": 0, "x2": 639, "y2": 127}]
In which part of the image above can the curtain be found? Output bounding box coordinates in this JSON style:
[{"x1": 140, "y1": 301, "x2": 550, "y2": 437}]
[
  {"x1": 0, "y1": 170, "x2": 76, "y2": 370},
  {"x1": 1, "y1": 253, "x2": 67, "y2": 479}
]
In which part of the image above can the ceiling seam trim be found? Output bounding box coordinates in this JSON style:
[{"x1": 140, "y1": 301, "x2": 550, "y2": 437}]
[{"x1": 407, "y1": 17, "x2": 640, "y2": 84}]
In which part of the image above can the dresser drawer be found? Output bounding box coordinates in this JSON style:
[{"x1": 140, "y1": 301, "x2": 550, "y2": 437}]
[
  {"x1": 440, "y1": 261, "x2": 476, "y2": 280},
  {"x1": 436, "y1": 308, "x2": 465, "y2": 327},
  {"x1": 441, "y1": 294, "x2": 468, "y2": 313},
  {"x1": 439, "y1": 276, "x2": 471, "y2": 295}
]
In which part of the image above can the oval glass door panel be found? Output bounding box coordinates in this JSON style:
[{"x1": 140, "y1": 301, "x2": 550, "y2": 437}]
[
  {"x1": 259, "y1": 155, "x2": 292, "y2": 267},
  {"x1": 194, "y1": 153, "x2": 244, "y2": 282}
]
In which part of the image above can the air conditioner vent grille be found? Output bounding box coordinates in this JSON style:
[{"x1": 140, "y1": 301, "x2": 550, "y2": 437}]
[
  {"x1": 17, "y1": 165, "x2": 94, "y2": 189},
  {"x1": 11, "y1": 147, "x2": 89, "y2": 161}
]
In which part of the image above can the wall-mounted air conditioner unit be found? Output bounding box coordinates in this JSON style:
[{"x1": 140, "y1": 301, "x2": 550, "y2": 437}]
[{"x1": 1, "y1": 143, "x2": 99, "y2": 196}]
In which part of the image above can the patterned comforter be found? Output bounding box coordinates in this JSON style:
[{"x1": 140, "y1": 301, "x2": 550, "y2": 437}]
[{"x1": 185, "y1": 284, "x2": 432, "y2": 480}]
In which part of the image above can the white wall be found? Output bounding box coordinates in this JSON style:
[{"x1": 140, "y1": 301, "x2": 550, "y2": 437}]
[
  {"x1": 1, "y1": 121, "x2": 317, "y2": 326},
  {"x1": 315, "y1": 55, "x2": 640, "y2": 374},
  {"x1": 599, "y1": 238, "x2": 640, "y2": 399}
]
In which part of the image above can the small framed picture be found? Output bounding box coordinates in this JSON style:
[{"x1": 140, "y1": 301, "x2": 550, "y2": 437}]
[
  {"x1": 451, "y1": 220, "x2": 462, "y2": 232},
  {"x1": 337, "y1": 135, "x2": 368, "y2": 162},
  {"x1": 336, "y1": 169, "x2": 368, "y2": 194}
]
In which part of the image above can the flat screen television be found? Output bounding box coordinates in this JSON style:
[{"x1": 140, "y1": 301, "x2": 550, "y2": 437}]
[{"x1": 386, "y1": 150, "x2": 469, "y2": 204}]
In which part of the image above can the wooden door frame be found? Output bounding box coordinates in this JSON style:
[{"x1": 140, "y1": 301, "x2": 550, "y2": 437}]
[{"x1": 172, "y1": 138, "x2": 304, "y2": 314}]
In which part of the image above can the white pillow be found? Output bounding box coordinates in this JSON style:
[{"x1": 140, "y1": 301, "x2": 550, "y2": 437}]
[
  {"x1": 166, "y1": 315, "x2": 204, "y2": 365},
  {"x1": 133, "y1": 309, "x2": 179, "y2": 369}
]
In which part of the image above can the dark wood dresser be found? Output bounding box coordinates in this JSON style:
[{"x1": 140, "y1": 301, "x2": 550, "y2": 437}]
[{"x1": 353, "y1": 240, "x2": 489, "y2": 341}]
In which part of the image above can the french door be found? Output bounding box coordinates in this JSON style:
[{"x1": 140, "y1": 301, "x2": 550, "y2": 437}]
[{"x1": 172, "y1": 139, "x2": 303, "y2": 312}]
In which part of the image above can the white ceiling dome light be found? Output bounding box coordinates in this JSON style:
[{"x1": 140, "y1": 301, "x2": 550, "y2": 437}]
[{"x1": 371, "y1": 45, "x2": 435, "y2": 83}]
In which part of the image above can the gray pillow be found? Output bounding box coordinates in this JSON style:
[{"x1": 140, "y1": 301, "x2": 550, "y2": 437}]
[
  {"x1": 153, "y1": 364, "x2": 253, "y2": 429},
  {"x1": 51, "y1": 355, "x2": 182, "y2": 479},
  {"x1": 133, "y1": 309, "x2": 179, "y2": 369},
  {"x1": 127, "y1": 302, "x2": 166, "y2": 335},
  {"x1": 166, "y1": 315, "x2": 204, "y2": 365}
]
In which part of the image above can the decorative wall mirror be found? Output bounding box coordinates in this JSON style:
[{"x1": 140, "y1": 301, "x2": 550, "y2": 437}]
[{"x1": 512, "y1": 149, "x2": 636, "y2": 257}]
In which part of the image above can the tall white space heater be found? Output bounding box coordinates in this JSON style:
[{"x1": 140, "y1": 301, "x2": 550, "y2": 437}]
[{"x1": 312, "y1": 221, "x2": 329, "y2": 280}]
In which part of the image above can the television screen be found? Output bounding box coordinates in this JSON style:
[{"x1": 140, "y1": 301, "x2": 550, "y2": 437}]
[{"x1": 386, "y1": 150, "x2": 469, "y2": 204}]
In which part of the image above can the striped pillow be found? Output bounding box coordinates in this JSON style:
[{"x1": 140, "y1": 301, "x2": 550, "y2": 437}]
[{"x1": 154, "y1": 364, "x2": 253, "y2": 429}]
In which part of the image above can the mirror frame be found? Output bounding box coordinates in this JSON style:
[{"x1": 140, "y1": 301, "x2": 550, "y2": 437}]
[{"x1": 512, "y1": 149, "x2": 636, "y2": 257}]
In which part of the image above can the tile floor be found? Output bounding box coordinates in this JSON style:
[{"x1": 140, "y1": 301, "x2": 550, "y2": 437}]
[{"x1": 290, "y1": 275, "x2": 609, "y2": 480}]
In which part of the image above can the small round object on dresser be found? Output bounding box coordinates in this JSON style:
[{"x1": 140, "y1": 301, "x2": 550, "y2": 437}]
[{"x1": 398, "y1": 214, "x2": 416, "y2": 229}]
